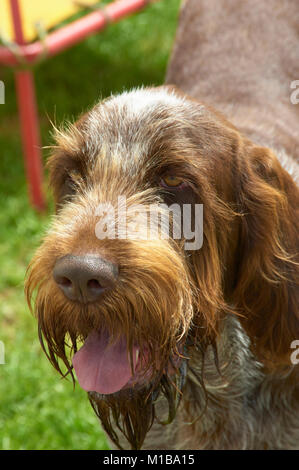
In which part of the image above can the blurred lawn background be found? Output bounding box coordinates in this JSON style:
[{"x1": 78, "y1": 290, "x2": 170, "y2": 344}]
[{"x1": 0, "y1": 0, "x2": 180, "y2": 449}]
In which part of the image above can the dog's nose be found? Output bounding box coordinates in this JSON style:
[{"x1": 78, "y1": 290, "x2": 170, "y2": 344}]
[{"x1": 53, "y1": 254, "x2": 118, "y2": 303}]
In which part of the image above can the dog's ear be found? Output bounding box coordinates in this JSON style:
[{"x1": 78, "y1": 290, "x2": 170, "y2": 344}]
[{"x1": 233, "y1": 141, "x2": 299, "y2": 369}]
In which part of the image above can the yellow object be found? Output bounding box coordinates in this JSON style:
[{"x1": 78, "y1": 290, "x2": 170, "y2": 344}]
[{"x1": 0, "y1": 0, "x2": 100, "y2": 43}]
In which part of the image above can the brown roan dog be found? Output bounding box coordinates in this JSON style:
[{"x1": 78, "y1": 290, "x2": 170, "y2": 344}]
[{"x1": 26, "y1": 0, "x2": 299, "y2": 449}]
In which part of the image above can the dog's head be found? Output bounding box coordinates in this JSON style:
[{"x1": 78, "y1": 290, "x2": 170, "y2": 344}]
[{"x1": 26, "y1": 86, "x2": 299, "y2": 449}]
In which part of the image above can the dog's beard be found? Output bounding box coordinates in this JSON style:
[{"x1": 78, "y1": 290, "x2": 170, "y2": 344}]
[
  {"x1": 35, "y1": 295, "x2": 189, "y2": 449},
  {"x1": 34, "y1": 295, "x2": 190, "y2": 449},
  {"x1": 88, "y1": 360, "x2": 188, "y2": 450}
]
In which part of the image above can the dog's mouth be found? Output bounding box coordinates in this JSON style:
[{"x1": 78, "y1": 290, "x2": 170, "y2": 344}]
[{"x1": 72, "y1": 329, "x2": 182, "y2": 395}]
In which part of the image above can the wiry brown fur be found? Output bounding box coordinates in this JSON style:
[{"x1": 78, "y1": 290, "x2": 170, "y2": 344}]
[{"x1": 26, "y1": 0, "x2": 299, "y2": 450}]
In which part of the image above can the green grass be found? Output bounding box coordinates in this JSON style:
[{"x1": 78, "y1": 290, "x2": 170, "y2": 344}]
[{"x1": 0, "y1": 0, "x2": 180, "y2": 450}]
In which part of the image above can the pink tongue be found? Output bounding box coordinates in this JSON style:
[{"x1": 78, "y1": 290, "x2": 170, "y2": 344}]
[{"x1": 72, "y1": 330, "x2": 137, "y2": 395}]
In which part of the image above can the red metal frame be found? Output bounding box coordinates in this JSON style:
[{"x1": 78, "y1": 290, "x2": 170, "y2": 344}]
[
  {"x1": 15, "y1": 70, "x2": 45, "y2": 210},
  {"x1": 10, "y1": 0, "x2": 45, "y2": 211},
  {"x1": 0, "y1": 0, "x2": 154, "y2": 210}
]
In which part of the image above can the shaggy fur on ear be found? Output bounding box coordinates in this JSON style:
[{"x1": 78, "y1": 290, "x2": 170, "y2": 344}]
[{"x1": 232, "y1": 141, "x2": 299, "y2": 368}]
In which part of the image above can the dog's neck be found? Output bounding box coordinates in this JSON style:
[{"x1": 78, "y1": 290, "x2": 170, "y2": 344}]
[
  {"x1": 179, "y1": 315, "x2": 298, "y2": 449},
  {"x1": 140, "y1": 315, "x2": 298, "y2": 450}
]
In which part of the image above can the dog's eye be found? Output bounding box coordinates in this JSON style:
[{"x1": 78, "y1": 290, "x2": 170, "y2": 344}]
[{"x1": 160, "y1": 176, "x2": 186, "y2": 189}]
